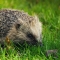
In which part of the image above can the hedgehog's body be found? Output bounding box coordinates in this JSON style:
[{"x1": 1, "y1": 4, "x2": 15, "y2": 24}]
[{"x1": 0, "y1": 9, "x2": 42, "y2": 45}]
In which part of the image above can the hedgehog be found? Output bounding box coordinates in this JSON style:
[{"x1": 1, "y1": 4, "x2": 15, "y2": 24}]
[{"x1": 0, "y1": 9, "x2": 42, "y2": 45}]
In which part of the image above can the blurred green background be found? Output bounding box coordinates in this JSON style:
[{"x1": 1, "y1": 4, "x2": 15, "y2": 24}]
[{"x1": 0, "y1": 0, "x2": 60, "y2": 60}]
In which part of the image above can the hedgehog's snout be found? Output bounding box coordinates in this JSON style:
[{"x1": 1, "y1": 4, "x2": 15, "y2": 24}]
[{"x1": 27, "y1": 33, "x2": 42, "y2": 45}]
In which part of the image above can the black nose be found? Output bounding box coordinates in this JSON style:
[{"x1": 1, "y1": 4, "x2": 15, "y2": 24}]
[{"x1": 39, "y1": 42, "x2": 43, "y2": 47}]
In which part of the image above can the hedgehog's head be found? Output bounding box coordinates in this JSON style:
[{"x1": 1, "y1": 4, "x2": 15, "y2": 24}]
[{"x1": 12, "y1": 16, "x2": 42, "y2": 45}]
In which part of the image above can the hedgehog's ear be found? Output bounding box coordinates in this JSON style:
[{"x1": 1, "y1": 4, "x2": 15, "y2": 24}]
[
  {"x1": 29, "y1": 15, "x2": 39, "y2": 23},
  {"x1": 15, "y1": 19, "x2": 24, "y2": 29},
  {"x1": 16, "y1": 23, "x2": 21, "y2": 29}
]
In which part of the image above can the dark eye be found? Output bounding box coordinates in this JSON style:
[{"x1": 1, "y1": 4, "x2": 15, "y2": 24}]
[
  {"x1": 27, "y1": 34, "x2": 33, "y2": 38},
  {"x1": 27, "y1": 33, "x2": 35, "y2": 40}
]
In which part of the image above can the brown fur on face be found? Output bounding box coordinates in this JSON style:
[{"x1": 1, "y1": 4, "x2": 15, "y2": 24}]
[{"x1": 0, "y1": 9, "x2": 42, "y2": 44}]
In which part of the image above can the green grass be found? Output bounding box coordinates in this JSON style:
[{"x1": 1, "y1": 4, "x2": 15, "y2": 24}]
[{"x1": 0, "y1": 0, "x2": 60, "y2": 60}]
